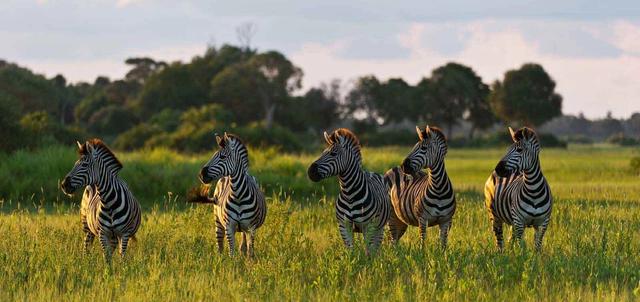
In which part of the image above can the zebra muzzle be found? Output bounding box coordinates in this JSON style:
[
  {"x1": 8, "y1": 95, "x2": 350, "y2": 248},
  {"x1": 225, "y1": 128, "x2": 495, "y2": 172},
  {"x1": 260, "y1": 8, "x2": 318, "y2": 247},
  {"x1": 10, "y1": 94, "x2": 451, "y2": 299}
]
[
  {"x1": 307, "y1": 163, "x2": 323, "y2": 182},
  {"x1": 60, "y1": 177, "x2": 75, "y2": 195},
  {"x1": 199, "y1": 167, "x2": 214, "y2": 184}
]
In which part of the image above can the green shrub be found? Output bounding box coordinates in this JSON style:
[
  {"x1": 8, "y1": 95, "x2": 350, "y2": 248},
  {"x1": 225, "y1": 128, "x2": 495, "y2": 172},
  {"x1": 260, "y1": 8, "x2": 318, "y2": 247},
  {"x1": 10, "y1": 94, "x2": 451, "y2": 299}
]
[
  {"x1": 538, "y1": 133, "x2": 568, "y2": 148},
  {"x1": 565, "y1": 135, "x2": 593, "y2": 144},
  {"x1": 19, "y1": 111, "x2": 89, "y2": 149},
  {"x1": 87, "y1": 105, "x2": 138, "y2": 136},
  {"x1": 113, "y1": 123, "x2": 163, "y2": 151},
  {"x1": 233, "y1": 122, "x2": 306, "y2": 152},
  {"x1": 607, "y1": 133, "x2": 639, "y2": 146},
  {"x1": 359, "y1": 130, "x2": 416, "y2": 147}
]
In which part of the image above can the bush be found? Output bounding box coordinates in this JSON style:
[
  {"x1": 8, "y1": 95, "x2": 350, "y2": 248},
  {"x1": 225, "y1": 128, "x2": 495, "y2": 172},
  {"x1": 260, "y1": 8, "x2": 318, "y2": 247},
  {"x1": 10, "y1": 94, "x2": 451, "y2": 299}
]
[
  {"x1": 538, "y1": 133, "x2": 568, "y2": 148},
  {"x1": 449, "y1": 131, "x2": 513, "y2": 148},
  {"x1": 607, "y1": 133, "x2": 640, "y2": 146},
  {"x1": 113, "y1": 123, "x2": 163, "y2": 151},
  {"x1": 87, "y1": 105, "x2": 138, "y2": 136},
  {"x1": 143, "y1": 104, "x2": 235, "y2": 153},
  {"x1": 19, "y1": 111, "x2": 89, "y2": 149},
  {"x1": 564, "y1": 135, "x2": 593, "y2": 144},
  {"x1": 359, "y1": 130, "x2": 416, "y2": 147},
  {"x1": 233, "y1": 123, "x2": 306, "y2": 152}
]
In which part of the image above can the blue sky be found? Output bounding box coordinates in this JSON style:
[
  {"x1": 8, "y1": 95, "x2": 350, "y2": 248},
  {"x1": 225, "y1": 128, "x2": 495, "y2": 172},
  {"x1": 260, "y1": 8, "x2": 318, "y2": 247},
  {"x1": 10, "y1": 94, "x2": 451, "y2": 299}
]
[{"x1": 1, "y1": 0, "x2": 640, "y2": 118}]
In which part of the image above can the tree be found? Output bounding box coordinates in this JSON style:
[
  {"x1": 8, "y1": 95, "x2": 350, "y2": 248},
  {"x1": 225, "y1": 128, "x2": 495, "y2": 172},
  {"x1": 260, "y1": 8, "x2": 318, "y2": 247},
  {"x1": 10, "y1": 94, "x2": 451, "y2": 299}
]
[
  {"x1": 345, "y1": 76, "x2": 383, "y2": 129},
  {"x1": 210, "y1": 50, "x2": 302, "y2": 129},
  {"x1": 135, "y1": 62, "x2": 209, "y2": 117},
  {"x1": 429, "y1": 62, "x2": 490, "y2": 138},
  {"x1": 489, "y1": 63, "x2": 562, "y2": 127},
  {"x1": 0, "y1": 91, "x2": 23, "y2": 151},
  {"x1": 124, "y1": 57, "x2": 167, "y2": 84},
  {"x1": 277, "y1": 80, "x2": 341, "y2": 131}
]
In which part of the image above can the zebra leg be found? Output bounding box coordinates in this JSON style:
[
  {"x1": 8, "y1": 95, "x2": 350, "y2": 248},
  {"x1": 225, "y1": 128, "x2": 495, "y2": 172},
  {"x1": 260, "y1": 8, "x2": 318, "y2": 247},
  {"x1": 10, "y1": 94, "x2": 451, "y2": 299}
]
[
  {"x1": 492, "y1": 219, "x2": 504, "y2": 251},
  {"x1": 439, "y1": 220, "x2": 452, "y2": 250},
  {"x1": 99, "y1": 232, "x2": 113, "y2": 265},
  {"x1": 119, "y1": 234, "x2": 131, "y2": 258},
  {"x1": 83, "y1": 232, "x2": 95, "y2": 254},
  {"x1": 225, "y1": 222, "x2": 237, "y2": 256},
  {"x1": 247, "y1": 229, "x2": 256, "y2": 258},
  {"x1": 367, "y1": 224, "x2": 385, "y2": 255},
  {"x1": 338, "y1": 218, "x2": 354, "y2": 249},
  {"x1": 240, "y1": 232, "x2": 248, "y2": 256},
  {"x1": 215, "y1": 217, "x2": 225, "y2": 254},
  {"x1": 387, "y1": 213, "x2": 408, "y2": 244},
  {"x1": 418, "y1": 219, "x2": 427, "y2": 247},
  {"x1": 511, "y1": 219, "x2": 525, "y2": 249},
  {"x1": 534, "y1": 223, "x2": 549, "y2": 252}
]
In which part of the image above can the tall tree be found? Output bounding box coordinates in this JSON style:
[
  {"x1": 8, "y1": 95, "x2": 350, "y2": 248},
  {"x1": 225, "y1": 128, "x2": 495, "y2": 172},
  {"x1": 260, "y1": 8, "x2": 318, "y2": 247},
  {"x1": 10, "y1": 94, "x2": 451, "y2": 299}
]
[
  {"x1": 345, "y1": 75, "x2": 383, "y2": 129},
  {"x1": 124, "y1": 57, "x2": 167, "y2": 84},
  {"x1": 489, "y1": 63, "x2": 562, "y2": 127},
  {"x1": 210, "y1": 50, "x2": 302, "y2": 128},
  {"x1": 429, "y1": 62, "x2": 489, "y2": 138}
]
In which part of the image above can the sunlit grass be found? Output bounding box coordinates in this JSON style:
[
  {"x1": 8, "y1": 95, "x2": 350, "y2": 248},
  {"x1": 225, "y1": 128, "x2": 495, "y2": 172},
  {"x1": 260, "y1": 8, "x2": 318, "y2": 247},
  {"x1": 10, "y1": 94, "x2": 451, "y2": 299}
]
[{"x1": 0, "y1": 145, "x2": 639, "y2": 301}]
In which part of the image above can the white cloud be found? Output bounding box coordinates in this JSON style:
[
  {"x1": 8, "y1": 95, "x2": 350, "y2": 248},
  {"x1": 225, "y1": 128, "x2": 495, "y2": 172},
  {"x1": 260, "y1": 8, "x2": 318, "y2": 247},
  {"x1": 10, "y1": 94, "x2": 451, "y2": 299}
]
[
  {"x1": 18, "y1": 44, "x2": 205, "y2": 83},
  {"x1": 290, "y1": 20, "x2": 640, "y2": 119},
  {"x1": 612, "y1": 21, "x2": 640, "y2": 55},
  {"x1": 115, "y1": 0, "x2": 144, "y2": 8}
]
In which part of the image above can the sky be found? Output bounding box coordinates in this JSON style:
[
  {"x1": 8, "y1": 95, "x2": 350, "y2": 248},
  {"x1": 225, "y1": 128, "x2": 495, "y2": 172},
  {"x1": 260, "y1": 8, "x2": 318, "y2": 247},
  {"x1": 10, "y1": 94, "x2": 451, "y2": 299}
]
[{"x1": 1, "y1": 1, "x2": 640, "y2": 118}]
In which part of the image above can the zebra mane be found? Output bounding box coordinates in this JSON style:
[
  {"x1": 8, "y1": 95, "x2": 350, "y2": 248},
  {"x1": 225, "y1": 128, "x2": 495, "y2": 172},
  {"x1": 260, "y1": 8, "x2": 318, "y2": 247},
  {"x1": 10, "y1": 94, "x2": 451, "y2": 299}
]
[
  {"x1": 79, "y1": 138, "x2": 123, "y2": 171},
  {"x1": 512, "y1": 127, "x2": 538, "y2": 142},
  {"x1": 422, "y1": 126, "x2": 447, "y2": 143},
  {"x1": 219, "y1": 133, "x2": 250, "y2": 168},
  {"x1": 328, "y1": 128, "x2": 361, "y2": 150}
]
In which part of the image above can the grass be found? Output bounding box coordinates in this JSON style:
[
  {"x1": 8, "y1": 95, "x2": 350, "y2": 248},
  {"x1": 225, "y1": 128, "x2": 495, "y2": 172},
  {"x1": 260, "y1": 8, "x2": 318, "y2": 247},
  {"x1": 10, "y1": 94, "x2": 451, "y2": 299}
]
[{"x1": 0, "y1": 144, "x2": 639, "y2": 301}]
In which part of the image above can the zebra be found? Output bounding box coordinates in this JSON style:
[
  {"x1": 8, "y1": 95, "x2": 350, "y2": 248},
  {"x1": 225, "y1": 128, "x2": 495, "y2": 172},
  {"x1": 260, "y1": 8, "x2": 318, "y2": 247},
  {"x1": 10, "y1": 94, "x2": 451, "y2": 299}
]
[
  {"x1": 60, "y1": 139, "x2": 141, "y2": 264},
  {"x1": 385, "y1": 125, "x2": 456, "y2": 249},
  {"x1": 484, "y1": 127, "x2": 553, "y2": 251},
  {"x1": 307, "y1": 128, "x2": 391, "y2": 255},
  {"x1": 196, "y1": 132, "x2": 266, "y2": 257}
]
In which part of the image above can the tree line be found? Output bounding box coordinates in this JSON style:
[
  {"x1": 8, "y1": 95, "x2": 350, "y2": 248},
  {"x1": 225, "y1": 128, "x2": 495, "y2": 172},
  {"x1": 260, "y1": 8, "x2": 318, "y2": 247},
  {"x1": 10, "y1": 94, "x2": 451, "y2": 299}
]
[{"x1": 0, "y1": 43, "x2": 636, "y2": 153}]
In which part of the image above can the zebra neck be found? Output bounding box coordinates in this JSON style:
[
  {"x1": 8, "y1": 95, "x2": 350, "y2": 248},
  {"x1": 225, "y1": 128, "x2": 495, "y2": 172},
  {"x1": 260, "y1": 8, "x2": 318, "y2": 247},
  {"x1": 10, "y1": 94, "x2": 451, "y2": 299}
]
[
  {"x1": 229, "y1": 170, "x2": 250, "y2": 194},
  {"x1": 522, "y1": 160, "x2": 544, "y2": 189},
  {"x1": 94, "y1": 173, "x2": 123, "y2": 209},
  {"x1": 337, "y1": 165, "x2": 366, "y2": 199},
  {"x1": 427, "y1": 160, "x2": 449, "y2": 188}
]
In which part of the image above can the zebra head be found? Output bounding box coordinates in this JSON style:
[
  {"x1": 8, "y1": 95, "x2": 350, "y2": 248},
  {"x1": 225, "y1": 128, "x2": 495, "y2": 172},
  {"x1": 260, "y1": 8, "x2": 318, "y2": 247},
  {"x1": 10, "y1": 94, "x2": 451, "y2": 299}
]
[
  {"x1": 494, "y1": 127, "x2": 541, "y2": 177},
  {"x1": 199, "y1": 132, "x2": 249, "y2": 184},
  {"x1": 61, "y1": 139, "x2": 122, "y2": 195},
  {"x1": 401, "y1": 125, "x2": 448, "y2": 175},
  {"x1": 308, "y1": 128, "x2": 362, "y2": 182}
]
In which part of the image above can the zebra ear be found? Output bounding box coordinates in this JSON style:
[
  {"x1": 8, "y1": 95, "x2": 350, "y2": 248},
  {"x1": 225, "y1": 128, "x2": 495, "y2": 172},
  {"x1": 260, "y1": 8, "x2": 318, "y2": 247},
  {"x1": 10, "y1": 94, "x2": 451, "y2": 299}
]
[
  {"x1": 76, "y1": 141, "x2": 82, "y2": 150},
  {"x1": 425, "y1": 125, "x2": 431, "y2": 135},
  {"x1": 85, "y1": 142, "x2": 95, "y2": 155},
  {"x1": 215, "y1": 133, "x2": 223, "y2": 146},
  {"x1": 323, "y1": 131, "x2": 331, "y2": 144},
  {"x1": 508, "y1": 127, "x2": 517, "y2": 142},
  {"x1": 415, "y1": 126, "x2": 424, "y2": 140}
]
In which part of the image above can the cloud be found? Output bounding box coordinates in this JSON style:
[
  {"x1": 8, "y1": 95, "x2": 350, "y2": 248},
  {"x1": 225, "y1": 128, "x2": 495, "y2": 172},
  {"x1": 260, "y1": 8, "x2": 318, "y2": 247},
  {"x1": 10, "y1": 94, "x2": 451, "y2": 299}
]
[
  {"x1": 17, "y1": 44, "x2": 205, "y2": 83},
  {"x1": 612, "y1": 21, "x2": 640, "y2": 55},
  {"x1": 290, "y1": 20, "x2": 640, "y2": 119},
  {"x1": 115, "y1": 0, "x2": 144, "y2": 8}
]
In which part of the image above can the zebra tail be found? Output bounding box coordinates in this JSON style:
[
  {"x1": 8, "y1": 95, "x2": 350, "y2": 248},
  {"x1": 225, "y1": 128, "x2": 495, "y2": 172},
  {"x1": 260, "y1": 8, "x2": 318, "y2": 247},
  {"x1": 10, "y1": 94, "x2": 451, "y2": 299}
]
[{"x1": 186, "y1": 186, "x2": 217, "y2": 204}]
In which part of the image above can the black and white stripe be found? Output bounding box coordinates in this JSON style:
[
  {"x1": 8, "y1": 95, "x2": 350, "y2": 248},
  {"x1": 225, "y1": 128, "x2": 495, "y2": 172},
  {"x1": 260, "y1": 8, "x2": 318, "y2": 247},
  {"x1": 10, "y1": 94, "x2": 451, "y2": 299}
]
[
  {"x1": 61, "y1": 139, "x2": 141, "y2": 264},
  {"x1": 198, "y1": 133, "x2": 266, "y2": 257},
  {"x1": 385, "y1": 125, "x2": 456, "y2": 248},
  {"x1": 484, "y1": 127, "x2": 552, "y2": 251},
  {"x1": 307, "y1": 128, "x2": 391, "y2": 254}
]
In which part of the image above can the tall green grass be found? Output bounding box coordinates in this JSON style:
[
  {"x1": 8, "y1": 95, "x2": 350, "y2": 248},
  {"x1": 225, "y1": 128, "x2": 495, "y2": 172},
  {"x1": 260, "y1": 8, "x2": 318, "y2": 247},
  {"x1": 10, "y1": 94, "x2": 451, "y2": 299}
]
[{"x1": 0, "y1": 145, "x2": 639, "y2": 301}]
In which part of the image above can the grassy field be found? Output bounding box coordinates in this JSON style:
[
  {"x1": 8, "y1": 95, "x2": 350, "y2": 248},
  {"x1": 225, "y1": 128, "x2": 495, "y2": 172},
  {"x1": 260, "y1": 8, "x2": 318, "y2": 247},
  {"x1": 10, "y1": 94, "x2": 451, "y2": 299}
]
[{"x1": 1, "y1": 145, "x2": 639, "y2": 301}]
